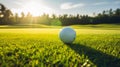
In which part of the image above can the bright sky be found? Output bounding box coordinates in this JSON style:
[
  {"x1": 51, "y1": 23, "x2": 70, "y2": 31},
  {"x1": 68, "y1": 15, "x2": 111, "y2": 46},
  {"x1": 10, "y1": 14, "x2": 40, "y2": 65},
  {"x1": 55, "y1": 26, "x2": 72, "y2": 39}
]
[{"x1": 1, "y1": 0, "x2": 120, "y2": 16}]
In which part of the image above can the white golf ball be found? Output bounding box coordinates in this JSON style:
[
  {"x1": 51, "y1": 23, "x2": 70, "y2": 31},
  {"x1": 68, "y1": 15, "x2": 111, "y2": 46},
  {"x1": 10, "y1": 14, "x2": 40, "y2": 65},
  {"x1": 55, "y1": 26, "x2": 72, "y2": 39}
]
[{"x1": 59, "y1": 27, "x2": 76, "y2": 44}]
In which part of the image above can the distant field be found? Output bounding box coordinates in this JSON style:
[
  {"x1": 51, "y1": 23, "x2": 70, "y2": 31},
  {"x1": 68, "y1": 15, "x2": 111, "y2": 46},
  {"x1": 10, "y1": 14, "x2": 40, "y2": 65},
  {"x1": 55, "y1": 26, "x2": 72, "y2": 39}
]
[
  {"x1": 0, "y1": 24, "x2": 120, "y2": 67},
  {"x1": 0, "y1": 24, "x2": 120, "y2": 29}
]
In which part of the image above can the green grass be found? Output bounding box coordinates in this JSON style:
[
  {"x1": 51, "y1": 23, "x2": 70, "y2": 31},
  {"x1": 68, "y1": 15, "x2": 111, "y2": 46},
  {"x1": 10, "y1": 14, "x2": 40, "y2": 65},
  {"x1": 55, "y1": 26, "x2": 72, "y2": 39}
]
[
  {"x1": 0, "y1": 24, "x2": 120, "y2": 29},
  {"x1": 0, "y1": 24, "x2": 62, "y2": 29},
  {"x1": 0, "y1": 25, "x2": 120, "y2": 67}
]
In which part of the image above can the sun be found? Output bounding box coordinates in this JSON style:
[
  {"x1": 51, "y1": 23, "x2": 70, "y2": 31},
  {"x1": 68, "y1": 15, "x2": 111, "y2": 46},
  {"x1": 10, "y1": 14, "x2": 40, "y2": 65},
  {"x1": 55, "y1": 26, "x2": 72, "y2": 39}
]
[
  {"x1": 12, "y1": 1, "x2": 55, "y2": 17},
  {"x1": 23, "y1": 1, "x2": 56, "y2": 16},
  {"x1": 22, "y1": 2, "x2": 41, "y2": 16}
]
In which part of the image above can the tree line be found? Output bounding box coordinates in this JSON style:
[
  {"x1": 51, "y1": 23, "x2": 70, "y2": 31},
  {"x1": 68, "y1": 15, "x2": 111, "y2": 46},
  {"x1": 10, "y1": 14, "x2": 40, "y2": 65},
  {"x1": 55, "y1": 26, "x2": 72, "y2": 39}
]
[{"x1": 0, "y1": 3, "x2": 120, "y2": 26}]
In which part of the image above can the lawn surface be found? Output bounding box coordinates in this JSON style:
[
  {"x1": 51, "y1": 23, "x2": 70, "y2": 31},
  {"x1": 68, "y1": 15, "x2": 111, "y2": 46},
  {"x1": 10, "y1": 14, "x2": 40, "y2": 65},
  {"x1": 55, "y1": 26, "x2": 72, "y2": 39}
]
[{"x1": 0, "y1": 24, "x2": 120, "y2": 67}]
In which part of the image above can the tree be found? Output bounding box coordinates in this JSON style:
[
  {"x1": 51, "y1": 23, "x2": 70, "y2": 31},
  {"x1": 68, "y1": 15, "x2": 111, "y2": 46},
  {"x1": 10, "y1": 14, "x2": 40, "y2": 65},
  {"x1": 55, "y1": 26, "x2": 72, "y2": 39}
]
[
  {"x1": 0, "y1": 3, "x2": 6, "y2": 14},
  {"x1": 52, "y1": 14, "x2": 56, "y2": 19},
  {"x1": 115, "y1": 8, "x2": 120, "y2": 16},
  {"x1": 14, "y1": 13, "x2": 20, "y2": 24},
  {"x1": 0, "y1": 3, "x2": 12, "y2": 18},
  {"x1": 4, "y1": 10, "x2": 13, "y2": 18},
  {"x1": 0, "y1": 3, "x2": 13, "y2": 24},
  {"x1": 26, "y1": 12, "x2": 33, "y2": 24},
  {"x1": 109, "y1": 9, "x2": 113, "y2": 16},
  {"x1": 0, "y1": 3, "x2": 6, "y2": 17},
  {"x1": 21, "y1": 12, "x2": 25, "y2": 18}
]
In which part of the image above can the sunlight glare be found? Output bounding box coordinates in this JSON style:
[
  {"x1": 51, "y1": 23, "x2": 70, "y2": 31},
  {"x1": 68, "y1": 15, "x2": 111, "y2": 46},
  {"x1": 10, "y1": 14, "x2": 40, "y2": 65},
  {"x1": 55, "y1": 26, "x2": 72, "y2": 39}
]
[{"x1": 12, "y1": 1, "x2": 55, "y2": 16}]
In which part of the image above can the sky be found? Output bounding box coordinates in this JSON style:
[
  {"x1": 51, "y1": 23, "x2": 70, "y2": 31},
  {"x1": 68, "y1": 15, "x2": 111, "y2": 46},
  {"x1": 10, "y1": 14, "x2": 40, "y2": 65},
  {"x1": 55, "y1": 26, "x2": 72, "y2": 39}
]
[{"x1": 0, "y1": 0, "x2": 120, "y2": 16}]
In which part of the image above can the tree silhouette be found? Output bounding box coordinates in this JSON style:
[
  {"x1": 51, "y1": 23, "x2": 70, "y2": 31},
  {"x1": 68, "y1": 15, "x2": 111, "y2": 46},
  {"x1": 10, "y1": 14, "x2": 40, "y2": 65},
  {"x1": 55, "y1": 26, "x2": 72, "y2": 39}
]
[
  {"x1": 0, "y1": 3, "x2": 6, "y2": 14},
  {"x1": 0, "y1": 3, "x2": 13, "y2": 24},
  {"x1": 26, "y1": 12, "x2": 33, "y2": 24}
]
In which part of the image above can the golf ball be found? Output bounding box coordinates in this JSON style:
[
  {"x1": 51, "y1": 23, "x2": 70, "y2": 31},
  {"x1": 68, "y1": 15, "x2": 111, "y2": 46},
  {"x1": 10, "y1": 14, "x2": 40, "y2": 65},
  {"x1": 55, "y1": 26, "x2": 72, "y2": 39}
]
[{"x1": 59, "y1": 27, "x2": 76, "y2": 44}]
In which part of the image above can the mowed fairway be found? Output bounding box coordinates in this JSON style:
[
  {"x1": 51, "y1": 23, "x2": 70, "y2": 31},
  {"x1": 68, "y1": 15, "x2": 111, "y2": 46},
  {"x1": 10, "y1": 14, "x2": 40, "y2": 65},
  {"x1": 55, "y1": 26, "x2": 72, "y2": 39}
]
[{"x1": 0, "y1": 26, "x2": 120, "y2": 67}]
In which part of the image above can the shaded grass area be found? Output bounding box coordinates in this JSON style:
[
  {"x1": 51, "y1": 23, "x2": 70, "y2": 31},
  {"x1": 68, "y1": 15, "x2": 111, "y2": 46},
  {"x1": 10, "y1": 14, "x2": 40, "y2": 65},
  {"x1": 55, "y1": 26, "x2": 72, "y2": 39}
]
[
  {"x1": 0, "y1": 28, "x2": 120, "y2": 67},
  {"x1": 66, "y1": 43, "x2": 120, "y2": 67}
]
